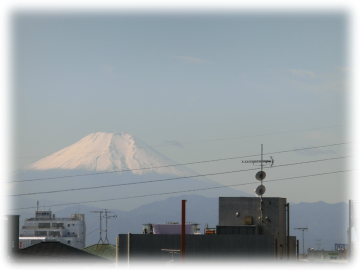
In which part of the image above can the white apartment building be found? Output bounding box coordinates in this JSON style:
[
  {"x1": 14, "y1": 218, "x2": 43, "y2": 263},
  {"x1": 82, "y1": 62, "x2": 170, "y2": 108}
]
[{"x1": 19, "y1": 210, "x2": 86, "y2": 249}]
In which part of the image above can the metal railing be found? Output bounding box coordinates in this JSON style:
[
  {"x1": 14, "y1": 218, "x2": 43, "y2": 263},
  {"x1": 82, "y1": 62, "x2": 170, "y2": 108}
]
[
  {"x1": 25, "y1": 217, "x2": 82, "y2": 221},
  {"x1": 20, "y1": 233, "x2": 79, "y2": 237},
  {"x1": 22, "y1": 226, "x2": 65, "y2": 229}
]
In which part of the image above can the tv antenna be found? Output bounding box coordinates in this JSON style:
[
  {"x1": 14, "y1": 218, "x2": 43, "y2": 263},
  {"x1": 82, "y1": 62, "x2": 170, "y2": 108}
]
[
  {"x1": 242, "y1": 144, "x2": 274, "y2": 225},
  {"x1": 103, "y1": 209, "x2": 117, "y2": 244},
  {"x1": 161, "y1": 249, "x2": 181, "y2": 269},
  {"x1": 295, "y1": 227, "x2": 308, "y2": 255},
  {"x1": 161, "y1": 249, "x2": 180, "y2": 263},
  {"x1": 315, "y1": 239, "x2": 321, "y2": 250},
  {"x1": 91, "y1": 210, "x2": 104, "y2": 244}
]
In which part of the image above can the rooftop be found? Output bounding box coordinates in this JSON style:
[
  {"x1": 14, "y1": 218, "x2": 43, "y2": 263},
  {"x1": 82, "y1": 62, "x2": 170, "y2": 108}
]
[
  {"x1": 11, "y1": 242, "x2": 111, "y2": 264},
  {"x1": 82, "y1": 244, "x2": 117, "y2": 261}
]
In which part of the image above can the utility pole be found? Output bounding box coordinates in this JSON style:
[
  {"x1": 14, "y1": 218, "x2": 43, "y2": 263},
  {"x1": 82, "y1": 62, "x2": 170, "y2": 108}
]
[
  {"x1": 91, "y1": 211, "x2": 104, "y2": 244},
  {"x1": 181, "y1": 200, "x2": 186, "y2": 264},
  {"x1": 295, "y1": 227, "x2": 308, "y2": 256},
  {"x1": 103, "y1": 209, "x2": 117, "y2": 244}
]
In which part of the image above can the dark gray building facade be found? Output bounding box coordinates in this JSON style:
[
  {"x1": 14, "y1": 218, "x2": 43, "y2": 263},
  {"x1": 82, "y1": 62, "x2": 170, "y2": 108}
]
[
  {"x1": 4, "y1": 215, "x2": 20, "y2": 256},
  {"x1": 116, "y1": 197, "x2": 298, "y2": 263}
]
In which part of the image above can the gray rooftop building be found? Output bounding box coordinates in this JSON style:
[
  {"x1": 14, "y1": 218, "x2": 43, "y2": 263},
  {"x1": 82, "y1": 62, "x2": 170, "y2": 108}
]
[{"x1": 116, "y1": 197, "x2": 298, "y2": 264}]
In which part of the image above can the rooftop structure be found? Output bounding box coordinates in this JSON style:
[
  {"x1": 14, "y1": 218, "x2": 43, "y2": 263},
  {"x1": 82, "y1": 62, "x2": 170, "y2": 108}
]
[{"x1": 142, "y1": 222, "x2": 200, "y2": 234}]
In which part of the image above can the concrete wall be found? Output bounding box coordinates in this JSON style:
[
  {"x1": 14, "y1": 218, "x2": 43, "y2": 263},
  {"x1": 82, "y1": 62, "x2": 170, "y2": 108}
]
[
  {"x1": 219, "y1": 197, "x2": 288, "y2": 255},
  {"x1": 288, "y1": 236, "x2": 297, "y2": 259},
  {"x1": 219, "y1": 197, "x2": 286, "y2": 235},
  {"x1": 117, "y1": 234, "x2": 277, "y2": 263}
]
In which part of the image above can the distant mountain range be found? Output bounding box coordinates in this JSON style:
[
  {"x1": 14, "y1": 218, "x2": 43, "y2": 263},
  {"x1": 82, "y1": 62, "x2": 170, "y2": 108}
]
[
  {"x1": 8, "y1": 194, "x2": 349, "y2": 252},
  {"x1": 8, "y1": 132, "x2": 349, "y2": 253},
  {"x1": 9, "y1": 132, "x2": 252, "y2": 211}
]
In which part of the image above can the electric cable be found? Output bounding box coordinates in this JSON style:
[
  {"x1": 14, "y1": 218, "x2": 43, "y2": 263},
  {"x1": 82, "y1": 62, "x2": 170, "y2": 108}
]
[
  {"x1": 12, "y1": 124, "x2": 346, "y2": 160},
  {"x1": 10, "y1": 169, "x2": 352, "y2": 211},
  {"x1": 86, "y1": 228, "x2": 99, "y2": 237},
  {"x1": 8, "y1": 142, "x2": 351, "y2": 183},
  {"x1": 8, "y1": 155, "x2": 351, "y2": 197},
  {"x1": 0, "y1": 155, "x2": 357, "y2": 198}
]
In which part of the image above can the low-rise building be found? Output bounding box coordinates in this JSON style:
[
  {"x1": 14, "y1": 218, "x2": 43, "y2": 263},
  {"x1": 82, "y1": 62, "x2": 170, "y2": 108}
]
[
  {"x1": 307, "y1": 249, "x2": 347, "y2": 262},
  {"x1": 19, "y1": 210, "x2": 86, "y2": 249}
]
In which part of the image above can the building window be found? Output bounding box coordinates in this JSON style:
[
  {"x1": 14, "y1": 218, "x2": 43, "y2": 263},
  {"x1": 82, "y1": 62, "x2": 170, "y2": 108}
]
[
  {"x1": 35, "y1": 231, "x2": 47, "y2": 236},
  {"x1": 68, "y1": 224, "x2": 70, "y2": 227},
  {"x1": 38, "y1": 223, "x2": 50, "y2": 228},
  {"x1": 49, "y1": 231, "x2": 61, "y2": 237}
]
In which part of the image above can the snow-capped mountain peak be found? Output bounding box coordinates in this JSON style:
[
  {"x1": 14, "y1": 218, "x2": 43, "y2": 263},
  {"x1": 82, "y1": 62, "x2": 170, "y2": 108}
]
[{"x1": 26, "y1": 132, "x2": 186, "y2": 175}]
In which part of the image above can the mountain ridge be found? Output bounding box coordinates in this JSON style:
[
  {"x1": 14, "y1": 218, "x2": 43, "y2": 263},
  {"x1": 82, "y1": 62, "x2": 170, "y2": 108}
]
[{"x1": 25, "y1": 132, "x2": 190, "y2": 176}]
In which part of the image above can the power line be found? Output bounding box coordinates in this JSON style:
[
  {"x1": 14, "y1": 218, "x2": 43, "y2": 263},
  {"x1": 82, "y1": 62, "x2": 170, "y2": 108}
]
[
  {"x1": 9, "y1": 169, "x2": 352, "y2": 211},
  {"x1": 86, "y1": 228, "x2": 99, "y2": 237},
  {"x1": 13, "y1": 124, "x2": 346, "y2": 160},
  {"x1": 1, "y1": 155, "x2": 357, "y2": 198},
  {"x1": 8, "y1": 142, "x2": 351, "y2": 184},
  {"x1": 8, "y1": 156, "x2": 351, "y2": 197}
]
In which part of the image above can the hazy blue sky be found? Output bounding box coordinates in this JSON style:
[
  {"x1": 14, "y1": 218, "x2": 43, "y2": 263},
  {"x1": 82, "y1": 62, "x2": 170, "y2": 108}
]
[{"x1": 10, "y1": 12, "x2": 350, "y2": 204}]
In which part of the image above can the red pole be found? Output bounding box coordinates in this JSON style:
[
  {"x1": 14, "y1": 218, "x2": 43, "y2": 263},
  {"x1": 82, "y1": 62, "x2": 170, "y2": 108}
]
[{"x1": 181, "y1": 200, "x2": 186, "y2": 263}]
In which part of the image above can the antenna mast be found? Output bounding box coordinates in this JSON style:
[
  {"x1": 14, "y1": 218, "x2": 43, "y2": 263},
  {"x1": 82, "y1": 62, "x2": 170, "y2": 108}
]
[
  {"x1": 91, "y1": 211, "x2": 104, "y2": 244},
  {"x1": 295, "y1": 227, "x2": 308, "y2": 255},
  {"x1": 242, "y1": 144, "x2": 274, "y2": 225},
  {"x1": 103, "y1": 209, "x2": 117, "y2": 244}
]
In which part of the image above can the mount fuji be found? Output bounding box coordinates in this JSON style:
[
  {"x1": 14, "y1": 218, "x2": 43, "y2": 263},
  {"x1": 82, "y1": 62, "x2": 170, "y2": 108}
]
[
  {"x1": 26, "y1": 132, "x2": 190, "y2": 176},
  {"x1": 10, "y1": 132, "x2": 252, "y2": 211}
]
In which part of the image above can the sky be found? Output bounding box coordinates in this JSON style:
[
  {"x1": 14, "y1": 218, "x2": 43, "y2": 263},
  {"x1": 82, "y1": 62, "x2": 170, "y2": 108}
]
[{"x1": 4, "y1": 7, "x2": 356, "y2": 207}]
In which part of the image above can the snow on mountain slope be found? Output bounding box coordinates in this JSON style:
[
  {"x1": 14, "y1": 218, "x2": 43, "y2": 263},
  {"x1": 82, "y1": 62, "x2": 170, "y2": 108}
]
[
  {"x1": 26, "y1": 132, "x2": 190, "y2": 176},
  {"x1": 15, "y1": 132, "x2": 253, "y2": 211}
]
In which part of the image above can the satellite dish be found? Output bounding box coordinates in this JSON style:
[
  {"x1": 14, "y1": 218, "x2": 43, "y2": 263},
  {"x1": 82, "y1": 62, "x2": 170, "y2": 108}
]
[
  {"x1": 255, "y1": 171, "x2": 266, "y2": 181},
  {"x1": 255, "y1": 185, "x2": 266, "y2": 196}
]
